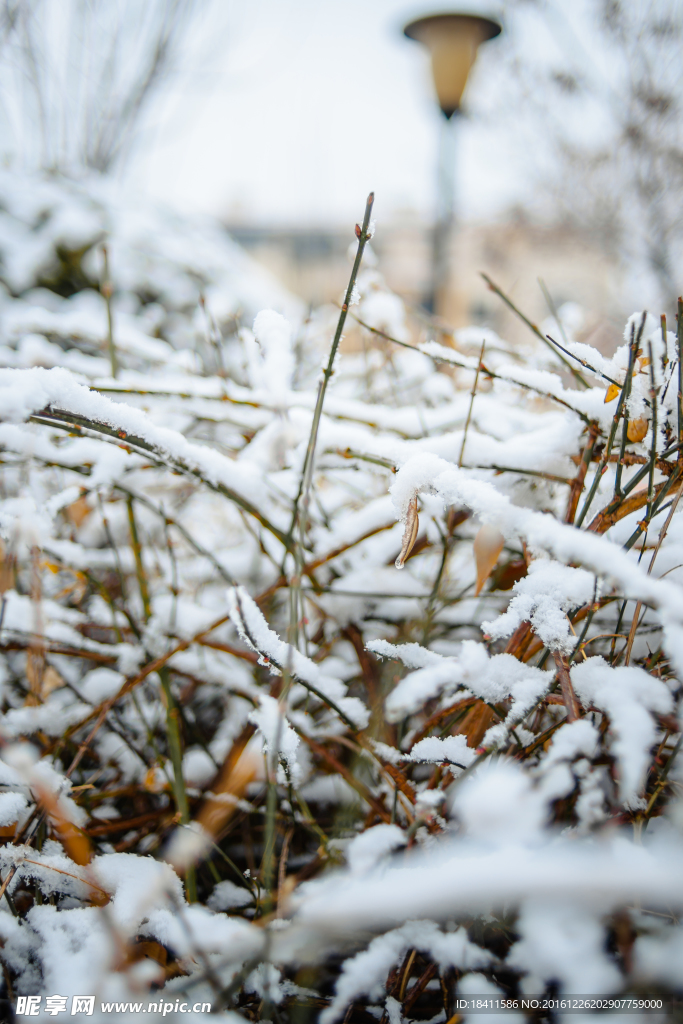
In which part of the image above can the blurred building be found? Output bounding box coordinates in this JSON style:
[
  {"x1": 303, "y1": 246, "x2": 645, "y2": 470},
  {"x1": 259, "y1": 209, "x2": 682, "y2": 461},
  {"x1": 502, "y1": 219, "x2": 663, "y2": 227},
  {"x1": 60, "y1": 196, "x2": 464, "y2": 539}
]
[{"x1": 226, "y1": 214, "x2": 625, "y2": 354}]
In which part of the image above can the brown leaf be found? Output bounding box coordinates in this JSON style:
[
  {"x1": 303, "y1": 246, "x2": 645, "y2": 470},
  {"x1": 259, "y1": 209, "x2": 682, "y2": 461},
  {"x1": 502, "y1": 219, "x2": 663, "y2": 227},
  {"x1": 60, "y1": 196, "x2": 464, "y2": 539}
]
[
  {"x1": 65, "y1": 495, "x2": 92, "y2": 528},
  {"x1": 0, "y1": 543, "x2": 15, "y2": 595},
  {"x1": 195, "y1": 725, "x2": 260, "y2": 841},
  {"x1": 40, "y1": 666, "x2": 65, "y2": 699},
  {"x1": 473, "y1": 524, "x2": 505, "y2": 595},
  {"x1": 395, "y1": 495, "x2": 419, "y2": 569},
  {"x1": 30, "y1": 779, "x2": 92, "y2": 866},
  {"x1": 489, "y1": 558, "x2": 527, "y2": 592}
]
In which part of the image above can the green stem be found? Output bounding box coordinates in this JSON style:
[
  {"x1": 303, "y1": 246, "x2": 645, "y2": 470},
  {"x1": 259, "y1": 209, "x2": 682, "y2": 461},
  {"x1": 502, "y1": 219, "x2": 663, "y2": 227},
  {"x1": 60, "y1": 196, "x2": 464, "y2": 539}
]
[
  {"x1": 614, "y1": 322, "x2": 638, "y2": 498},
  {"x1": 101, "y1": 244, "x2": 117, "y2": 379},
  {"x1": 259, "y1": 779, "x2": 278, "y2": 912},
  {"x1": 293, "y1": 194, "x2": 374, "y2": 561},
  {"x1": 458, "y1": 339, "x2": 484, "y2": 467},
  {"x1": 576, "y1": 319, "x2": 642, "y2": 527},
  {"x1": 126, "y1": 496, "x2": 151, "y2": 622},
  {"x1": 677, "y1": 297, "x2": 683, "y2": 454},
  {"x1": 646, "y1": 340, "x2": 658, "y2": 523},
  {"x1": 160, "y1": 667, "x2": 195, "y2": 901}
]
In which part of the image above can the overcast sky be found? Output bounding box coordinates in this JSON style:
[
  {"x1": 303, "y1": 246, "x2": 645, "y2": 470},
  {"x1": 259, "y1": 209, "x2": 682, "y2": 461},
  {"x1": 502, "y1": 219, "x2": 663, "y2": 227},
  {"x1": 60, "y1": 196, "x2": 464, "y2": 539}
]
[{"x1": 128, "y1": 0, "x2": 529, "y2": 227}]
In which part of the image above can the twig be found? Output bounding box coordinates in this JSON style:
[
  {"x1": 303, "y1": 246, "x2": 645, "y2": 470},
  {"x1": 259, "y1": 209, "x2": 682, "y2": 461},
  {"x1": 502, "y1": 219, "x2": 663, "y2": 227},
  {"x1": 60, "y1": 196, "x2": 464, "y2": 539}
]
[
  {"x1": 565, "y1": 423, "x2": 599, "y2": 524},
  {"x1": 614, "y1": 322, "x2": 638, "y2": 499},
  {"x1": 678, "y1": 297, "x2": 683, "y2": 456},
  {"x1": 458, "y1": 339, "x2": 485, "y2": 467},
  {"x1": 293, "y1": 194, "x2": 374, "y2": 579},
  {"x1": 101, "y1": 244, "x2": 117, "y2": 379},
  {"x1": 624, "y1": 472, "x2": 683, "y2": 666},
  {"x1": 29, "y1": 410, "x2": 292, "y2": 552},
  {"x1": 347, "y1": 309, "x2": 592, "y2": 423},
  {"x1": 126, "y1": 497, "x2": 151, "y2": 622},
  {"x1": 481, "y1": 272, "x2": 589, "y2": 387},
  {"x1": 552, "y1": 651, "x2": 580, "y2": 722},
  {"x1": 576, "y1": 315, "x2": 644, "y2": 527},
  {"x1": 646, "y1": 340, "x2": 658, "y2": 525}
]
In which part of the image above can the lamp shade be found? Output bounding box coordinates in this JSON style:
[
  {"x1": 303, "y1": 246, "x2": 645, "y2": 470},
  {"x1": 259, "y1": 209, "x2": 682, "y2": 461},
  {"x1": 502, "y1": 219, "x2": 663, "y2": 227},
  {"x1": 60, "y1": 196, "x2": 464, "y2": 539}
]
[{"x1": 404, "y1": 12, "x2": 501, "y2": 117}]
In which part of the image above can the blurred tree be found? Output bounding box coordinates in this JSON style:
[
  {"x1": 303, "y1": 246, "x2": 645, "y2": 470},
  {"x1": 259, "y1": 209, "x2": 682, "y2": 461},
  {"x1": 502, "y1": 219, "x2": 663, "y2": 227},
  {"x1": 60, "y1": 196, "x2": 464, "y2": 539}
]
[
  {"x1": 486, "y1": 0, "x2": 683, "y2": 313},
  {"x1": 0, "y1": 0, "x2": 199, "y2": 173}
]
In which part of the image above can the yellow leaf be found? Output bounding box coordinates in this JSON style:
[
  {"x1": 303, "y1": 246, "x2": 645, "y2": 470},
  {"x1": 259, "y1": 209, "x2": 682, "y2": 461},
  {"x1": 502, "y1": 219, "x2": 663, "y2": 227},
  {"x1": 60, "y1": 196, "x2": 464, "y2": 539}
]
[
  {"x1": 627, "y1": 416, "x2": 648, "y2": 442},
  {"x1": 474, "y1": 524, "x2": 505, "y2": 596},
  {"x1": 143, "y1": 766, "x2": 168, "y2": 794},
  {"x1": 604, "y1": 383, "x2": 620, "y2": 403}
]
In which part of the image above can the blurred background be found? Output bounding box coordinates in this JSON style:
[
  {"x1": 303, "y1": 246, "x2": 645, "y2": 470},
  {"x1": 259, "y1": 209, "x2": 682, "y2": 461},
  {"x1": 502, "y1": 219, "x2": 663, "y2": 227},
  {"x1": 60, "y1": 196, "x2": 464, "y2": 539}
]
[{"x1": 0, "y1": 0, "x2": 682, "y2": 351}]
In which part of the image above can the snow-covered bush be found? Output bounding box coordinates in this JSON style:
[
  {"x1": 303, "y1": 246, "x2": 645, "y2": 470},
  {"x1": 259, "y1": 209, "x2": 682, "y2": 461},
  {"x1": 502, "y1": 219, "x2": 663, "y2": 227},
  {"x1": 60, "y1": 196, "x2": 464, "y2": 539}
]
[{"x1": 0, "y1": 175, "x2": 681, "y2": 1019}]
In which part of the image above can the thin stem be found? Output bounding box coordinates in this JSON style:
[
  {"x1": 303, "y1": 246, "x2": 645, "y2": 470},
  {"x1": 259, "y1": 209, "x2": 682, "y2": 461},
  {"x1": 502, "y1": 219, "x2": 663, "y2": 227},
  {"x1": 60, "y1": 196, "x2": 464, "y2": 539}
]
[
  {"x1": 126, "y1": 496, "x2": 151, "y2": 622},
  {"x1": 160, "y1": 667, "x2": 194, "y2": 900},
  {"x1": 347, "y1": 308, "x2": 592, "y2": 423},
  {"x1": 646, "y1": 340, "x2": 658, "y2": 524},
  {"x1": 296, "y1": 193, "x2": 374, "y2": 540},
  {"x1": 624, "y1": 472, "x2": 683, "y2": 665},
  {"x1": 678, "y1": 297, "x2": 683, "y2": 455},
  {"x1": 458, "y1": 339, "x2": 485, "y2": 467},
  {"x1": 481, "y1": 272, "x2": 589, "y2": 387},
  {"x1": 539, "y1": 277, "x2": 572, "y2": 350},
  {"x1": 101, "y1": 244, "x2": 117, "y2": 379},
  {"x1": 576, "y1": 316, "x2": 643, "y2": 527},
  {"x1": 29, "y1": 410, "x2": 292, "y2": 552},
  {"x1": 614, "y1": 322, "x2": 637, "y2": 499}
]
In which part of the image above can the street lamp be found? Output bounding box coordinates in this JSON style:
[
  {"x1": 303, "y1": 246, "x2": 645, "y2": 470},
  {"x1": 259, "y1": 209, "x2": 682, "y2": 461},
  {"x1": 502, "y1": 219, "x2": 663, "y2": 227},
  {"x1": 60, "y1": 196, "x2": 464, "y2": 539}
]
[{"x1": 404, "y1": 11, "x2": 502, "y2": 315}]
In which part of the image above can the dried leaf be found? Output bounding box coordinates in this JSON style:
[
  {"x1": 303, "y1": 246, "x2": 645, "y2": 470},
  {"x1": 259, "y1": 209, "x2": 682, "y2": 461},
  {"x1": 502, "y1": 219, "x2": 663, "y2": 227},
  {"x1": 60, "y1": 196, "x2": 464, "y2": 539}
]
[
  {"x1": 196, "y1": 730, "x2": 261, "y2": 840},
  {"x1": 604, "y1": 383, "x2": 620, "y2": 403},
  {"x1": 627, "y1": 416, "x2": 648, "y2": 442},
  {"x1": 0, "y1": 549, "x2": 15, "y2": 595},
  {"x1": 40, "y1": 666, "x2": 65, "y2": 699},
  {"x1": 395, "y1": 495, "x2": 419, "y2": 570},
  {"x1": 65, "y1": 495, "x2": 92, "y2": 527},
  {"x1": 473, "y1": 524, "x2": 505, "y2": 595},
  {"x1": 30, "y1": 779, "x2": 92, "y2": 867}
]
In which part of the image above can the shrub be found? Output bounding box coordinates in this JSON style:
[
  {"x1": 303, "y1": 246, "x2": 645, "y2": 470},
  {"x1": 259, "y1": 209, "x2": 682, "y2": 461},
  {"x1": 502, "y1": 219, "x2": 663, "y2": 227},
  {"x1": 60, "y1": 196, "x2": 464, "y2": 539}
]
[{"x1": 0, "y1": 179, "x2": 680, "y2": 1016}]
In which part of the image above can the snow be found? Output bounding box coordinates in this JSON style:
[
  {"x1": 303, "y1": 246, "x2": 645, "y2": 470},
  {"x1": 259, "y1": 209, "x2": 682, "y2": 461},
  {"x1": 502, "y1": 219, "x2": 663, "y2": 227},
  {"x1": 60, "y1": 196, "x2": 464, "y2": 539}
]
[
  {"x1": 0, "y1": 164, "x2": 681, "y2": 1009},
  {"x1": 207, "y1": 879, "x2": 253, "y2": 912},
  {"x1": 251, "y1": 310, "x2": 295, "y2": 392},
  {"x1": 229, "y1": 586, "x2": 369, "y2": 730},
  {"x1": 541, "y1": 719, "x2": 600, "y2": 768},
  {"x1": 509, "y1": 899, "x2": 622, "y2": 994},
  {"x1": 346, "y1": 824, "x2": 406, "y2": 876},
  {"x1": 380, "y1": 639, "x2": 552, "y2": 734},
  {"x1": 249, "y1": 694, "x2": 302, "y2": 784},
  {"x1": 571, "y1": 657, "x2": 673, "y2": 807},
  {"x1": 408, "y1": 735, "x2": 475, "y2": 769},
  {"x1": 320, "y1": 920, "x2": 491, "y2": 1024},
  {"x1": 483, "y1": 559, "x2": 597, "y2": 655},
  {"x1": 287, "y1": 828, "x2": 683, "y2": 945}
]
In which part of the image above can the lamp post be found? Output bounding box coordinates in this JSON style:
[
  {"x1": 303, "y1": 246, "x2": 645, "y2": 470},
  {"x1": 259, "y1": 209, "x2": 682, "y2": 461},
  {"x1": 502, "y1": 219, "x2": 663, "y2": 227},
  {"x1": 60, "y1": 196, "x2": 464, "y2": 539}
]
[{"x1": 404, "y1": 11, "x2": 501, "y2": 316}]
